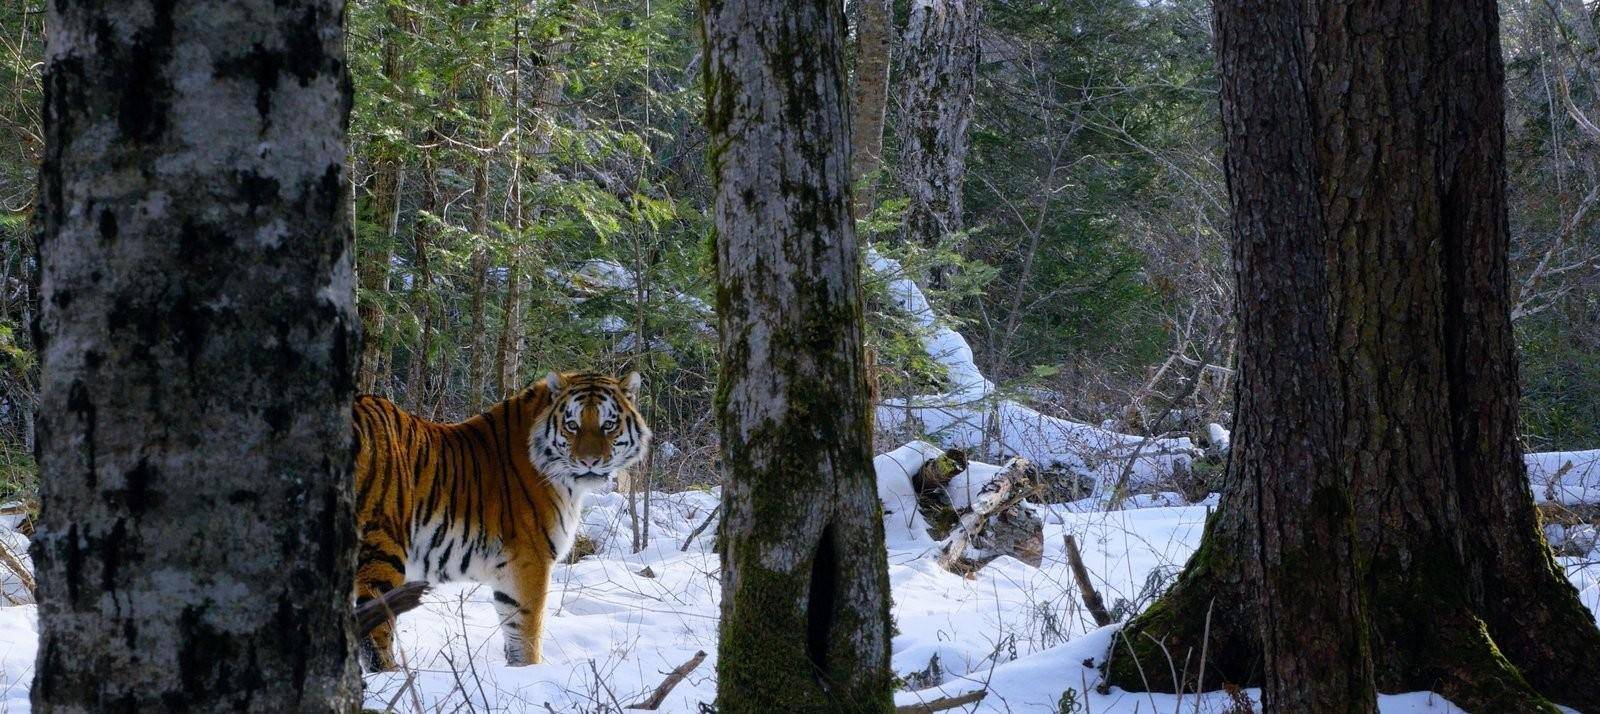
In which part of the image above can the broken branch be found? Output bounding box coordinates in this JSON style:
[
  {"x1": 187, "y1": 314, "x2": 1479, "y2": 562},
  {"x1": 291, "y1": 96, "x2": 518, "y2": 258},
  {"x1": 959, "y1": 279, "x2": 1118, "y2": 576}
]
[
  {"x1": 626, "y1": 650, "x2": 708, "y2": 710},
  {"x1": 1064, "y1": 534, "x2": 1112, "y2": 626},
  {"x1": 896, "y1": 689, "x2": 987, "y2": 713}
]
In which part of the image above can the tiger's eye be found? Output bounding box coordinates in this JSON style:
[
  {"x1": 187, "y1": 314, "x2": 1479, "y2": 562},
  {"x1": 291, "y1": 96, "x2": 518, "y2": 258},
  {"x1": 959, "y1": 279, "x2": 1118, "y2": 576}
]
[{"x1": 564, "y1": 419, "x2": 579, "y2": 432}]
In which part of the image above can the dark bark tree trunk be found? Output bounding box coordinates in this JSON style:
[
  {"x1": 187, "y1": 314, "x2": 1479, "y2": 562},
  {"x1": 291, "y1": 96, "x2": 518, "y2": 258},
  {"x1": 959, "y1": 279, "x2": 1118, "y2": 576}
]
[
  {"x1": 1436, "y1": 2, "x2": 1600, "y2": 706},
  {"x1": 1212, "y1": 0, "x2": 1372, "y2": 708},
  {"x1": 848, "y1": 0, "x2": 892, "y2": 221},
  {"x1": 1107, "y1": 2, "x2": 1600, "y2": 711},
  {"x1": 893, "y1": 0, "x2": 980, "y2": 287},
  {"x1": 405, "y1": 147, "x2": 439, "y2": 416},
  {"x1": 356, "y1": 6, "x2": 409, "y2": 396},
  {"x1": 466, "y1": 70, "x2": 494, "y2": 414},
  {"x1": 702, "y1": 0, "x2": 893, "y2": 708},
  {"x1": 31, "y1": 1, "x2": 361, "y2": 710}
]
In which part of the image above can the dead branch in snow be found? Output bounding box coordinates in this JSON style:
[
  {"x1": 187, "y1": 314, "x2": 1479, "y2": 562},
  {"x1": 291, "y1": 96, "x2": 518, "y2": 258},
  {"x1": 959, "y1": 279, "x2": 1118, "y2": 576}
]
[
  {"x1": 355, "y1": 581, "x2": 430, "y2": 636},
  {"x1": 1063, "y1": 534, "x2": 1112, "y2": 626},
  {"x1": 627, "y1": 650, "x2": 708, "y2": 710},
  {"x1": 680, "y1": 505, "x2": 720, "y2": 552},
  {"x1": 895, "y1": 689, "x2": 987, "y2": 713},
  {"x1": 0, "y1": 537, "x2": 34, "y2": 604}
]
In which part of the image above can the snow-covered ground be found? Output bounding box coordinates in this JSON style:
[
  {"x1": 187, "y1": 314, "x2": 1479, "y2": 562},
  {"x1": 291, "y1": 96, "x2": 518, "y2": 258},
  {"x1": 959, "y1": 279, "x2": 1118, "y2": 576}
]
[
  {"x1": 0, "y1": 260, "x2": 1590, "y2": 712},
  {"x1": 0, "y1": 478, "x2": 1591, "y2": 712}
]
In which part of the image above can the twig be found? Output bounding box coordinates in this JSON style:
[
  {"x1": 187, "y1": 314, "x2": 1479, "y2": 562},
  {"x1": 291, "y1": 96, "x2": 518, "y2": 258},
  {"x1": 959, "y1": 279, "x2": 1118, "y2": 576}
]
[
  {"x1": 626, "y1": 650, "x2": 708, "y2": 710},
  {"x1": 355, "y1": 581, "x2": 431, "y2": 636},
  {"x1": 680, "y1": 505, "x2": 719, "y2": 552},
  {"x1": 0, "y1": 538, "x2": 35, "y2": 603},
  {"x1": 896, "y1": 689, "x2": 987, "y2": 713},
  {"x1": 1064, "y1": 535, "x2": 1112, "y2": 627}
]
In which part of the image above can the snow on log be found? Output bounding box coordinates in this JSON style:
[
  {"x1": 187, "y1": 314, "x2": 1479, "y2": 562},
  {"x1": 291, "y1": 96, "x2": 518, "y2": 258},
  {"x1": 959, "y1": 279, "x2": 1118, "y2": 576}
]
[
  {"x1": 874, "y1": 441, "x2": 1044, "y2": 571},
  {"x1": 867, "y1": 249, "x2": 1195, "y2": 497},
  {"x1": 936, "y1": 458, "x2": 1044, "y2": 574}
]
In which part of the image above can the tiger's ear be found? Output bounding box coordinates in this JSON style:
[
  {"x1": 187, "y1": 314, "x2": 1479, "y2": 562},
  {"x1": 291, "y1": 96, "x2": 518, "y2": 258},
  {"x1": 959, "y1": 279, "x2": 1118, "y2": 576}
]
[
  {"x1": 622, "y1": 371, "x2": 642, "y2": 401},
  {"x1": 545, "y1": 372, "x2": 564, "y2": 394}
]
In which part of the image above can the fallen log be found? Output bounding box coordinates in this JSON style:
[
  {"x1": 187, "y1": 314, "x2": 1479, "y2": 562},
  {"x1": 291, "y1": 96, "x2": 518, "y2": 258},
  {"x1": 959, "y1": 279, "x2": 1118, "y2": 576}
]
[
  {"x1": 355, "y1": 581, "x2": 430, "y2": 636},
  {"x1": 914, "y1": 448, "x2": 968, "y2": 539},
  {"x1": 938, "y1": 458, "x2": 1043, "y2": 573}
]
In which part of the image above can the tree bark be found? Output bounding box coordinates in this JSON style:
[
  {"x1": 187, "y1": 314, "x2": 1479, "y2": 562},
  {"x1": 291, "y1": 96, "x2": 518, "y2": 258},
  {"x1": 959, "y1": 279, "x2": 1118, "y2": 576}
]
[
  {"x1": 1436, "y1": 2, "x2": 1600, "y2": 706},
  {"x1": 466, "y1": 70, "x2": 494, "y2": 414},
  {"x1": 356, "y1": 6, "x2": 409, "y2": 396},
  {"x1": 1212, "y1": 0, "x2": 1372, "y2": 707},
  {"x1": 31, "y1": 2, "x2": 361, "y2": 710},
  {"x1": 703, "y1": 0, "x2": 894, "y2": 708},
  {"x1": 493, "y1": 15, "x2": 527, "y2": 400},
  {"x1": 405, "y1": 147, "x2": 439, "y2": 416},
  {"x1": 1108, "y1": 2, "x2": 1600, "y2": 711},
  {"x1": 848, "y1": 0, "x2": 892, "y2": 221},
  {"x1": 893, "y1": 0, "x2": 981, "y2": 287}
]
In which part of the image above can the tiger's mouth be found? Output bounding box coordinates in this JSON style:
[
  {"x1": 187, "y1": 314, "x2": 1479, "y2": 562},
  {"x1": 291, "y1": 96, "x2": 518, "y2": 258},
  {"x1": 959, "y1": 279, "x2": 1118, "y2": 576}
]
[{"x1": 575, "y1": 471, "x2": 610, "y2": 481}]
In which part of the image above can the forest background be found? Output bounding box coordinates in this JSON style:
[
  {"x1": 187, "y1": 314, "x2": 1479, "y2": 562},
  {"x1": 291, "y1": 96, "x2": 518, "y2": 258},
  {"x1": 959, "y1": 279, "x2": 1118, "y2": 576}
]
[{"x1": 2, "y1": 0, "x2": 1597, "y2": 499}]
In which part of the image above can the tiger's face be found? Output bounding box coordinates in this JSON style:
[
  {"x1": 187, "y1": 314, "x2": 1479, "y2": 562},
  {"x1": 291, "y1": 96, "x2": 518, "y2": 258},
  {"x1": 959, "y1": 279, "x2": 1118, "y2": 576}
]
[{"x1": 529, "y1": 371, "x2": 651, "y2": 488}]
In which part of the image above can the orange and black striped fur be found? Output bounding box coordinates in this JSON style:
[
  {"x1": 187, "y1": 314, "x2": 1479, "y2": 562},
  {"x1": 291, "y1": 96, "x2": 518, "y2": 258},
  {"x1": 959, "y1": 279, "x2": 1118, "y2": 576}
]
[{"x1": 352, "y1": 372, "x2": 650, "y2": 671}]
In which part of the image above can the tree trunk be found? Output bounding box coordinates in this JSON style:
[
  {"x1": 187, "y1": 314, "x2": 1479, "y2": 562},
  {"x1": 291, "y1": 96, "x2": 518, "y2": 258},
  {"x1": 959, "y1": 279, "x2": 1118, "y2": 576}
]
[
  {"x1": 356, "y1": 7, "x2": 409, "y2": 396},
  {"x1": 1212, "y1": 0, "x2": 1372, "y2": 707},
  {"x1": 357, "y1": 156, "x2": 400, "y2": 395},
  {"x1": 1108, "y1": 2, "x2": 1600, "y2": 711},
  {"x1": 893, "y1": 0, "x2": 981, "y2": 287},
  {"x1": 1437, "y1": 2, "x2": 1600, "y2": 706},
  {"x1": 31, "y1": 2, "x2": 361, "y2": 710},
  {"x1": 405, "y1": 148, "x2": 439, "y2": 416},
  {"x1": 466, "y1": 69, "x2": 494, "y2": 414},
  {"x1": 848, "y1": 0, "x2": 892, "y2": 221},
  {"x1": 703, "y1": 0, "x2": 894, "y2": 708},
  {"x1": 494, "y1": 16, "x2": 526, "y2": 400}
]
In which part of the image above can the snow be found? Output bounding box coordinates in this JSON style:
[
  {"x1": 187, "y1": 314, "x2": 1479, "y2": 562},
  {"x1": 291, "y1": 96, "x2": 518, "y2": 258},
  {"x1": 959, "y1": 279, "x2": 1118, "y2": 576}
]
[
  {"x1": 0, "y1": 261, "x2": 1589, "y2": 711},
  {"x1": 1529, "y1": 450, "x2": 1600, "y2": 506},
  {"x1": 1206, "y1": 424, "x2": 1594, "y2": 508},
  {"x1": 868, "y1": 249, "x2": 1196, "y2": 497},
  {"x1": 0, "y1": 468, "x2": 1589, "y2": 710}
]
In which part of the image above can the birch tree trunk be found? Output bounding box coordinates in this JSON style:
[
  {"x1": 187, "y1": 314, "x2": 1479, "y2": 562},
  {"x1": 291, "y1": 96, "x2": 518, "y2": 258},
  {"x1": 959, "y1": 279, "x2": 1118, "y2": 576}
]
[
  {"x1": 31, "y1": 1, "x2": 361, "y2": 710},
  {"x1": 703, "y1": 0, "x2": 893, "y2": 708},
  {"x1": 1108, "y1": 2, "x2": 1600, "y2": 710},
  {"x1": 894, "y1": 0, "x2": 981, "y2": 287}
]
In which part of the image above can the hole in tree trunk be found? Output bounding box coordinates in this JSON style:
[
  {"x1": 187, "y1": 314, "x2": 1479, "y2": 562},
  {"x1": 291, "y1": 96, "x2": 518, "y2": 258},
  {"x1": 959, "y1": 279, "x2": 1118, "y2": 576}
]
[{"x1": 806, "y1": 523, "x2": 838, "y2": 684}]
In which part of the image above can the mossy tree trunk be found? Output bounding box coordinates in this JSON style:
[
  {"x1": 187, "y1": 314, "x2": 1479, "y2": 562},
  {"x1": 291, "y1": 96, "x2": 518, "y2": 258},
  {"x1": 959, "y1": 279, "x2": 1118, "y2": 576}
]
[
  {"x1": 31, "y1": 1, "x2": 361, "y2": 710},
  {"x1": 702, "y1": 0, "x2": 893, "y2": 709},
  {"x1": 1107, "y1": 2, "x2": 1600, "y2": 711},
  {"x1": 1437, "y1": 1, "x2": 1600, "y2": 706},
  {"x1": 893, "y1": 0, "x2": 980, "y2": 287}
]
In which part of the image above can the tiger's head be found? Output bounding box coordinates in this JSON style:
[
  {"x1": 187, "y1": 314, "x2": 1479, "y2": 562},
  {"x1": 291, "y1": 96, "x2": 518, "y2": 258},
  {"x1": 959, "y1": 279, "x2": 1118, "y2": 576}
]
[{"x1": 529, "y1": 371, "x2": 651, "y2": 488}]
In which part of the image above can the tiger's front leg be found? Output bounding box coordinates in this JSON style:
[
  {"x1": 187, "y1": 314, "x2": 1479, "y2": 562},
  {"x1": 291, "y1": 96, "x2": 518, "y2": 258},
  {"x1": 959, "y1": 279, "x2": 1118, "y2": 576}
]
[{"x1": 491, "y1": 557, "x2": 552, "y2": 666}]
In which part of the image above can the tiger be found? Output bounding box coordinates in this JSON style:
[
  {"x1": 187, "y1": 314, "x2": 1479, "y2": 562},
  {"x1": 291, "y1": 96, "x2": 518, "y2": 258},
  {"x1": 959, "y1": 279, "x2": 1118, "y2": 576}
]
[{"x1": 351, "y1": 371, "x2": 650, "y2": 671}]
